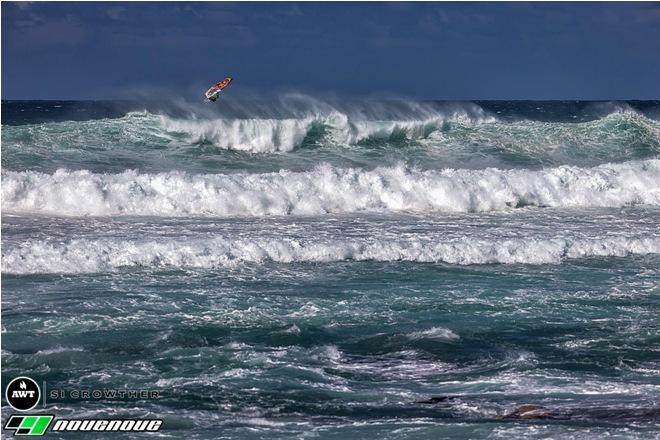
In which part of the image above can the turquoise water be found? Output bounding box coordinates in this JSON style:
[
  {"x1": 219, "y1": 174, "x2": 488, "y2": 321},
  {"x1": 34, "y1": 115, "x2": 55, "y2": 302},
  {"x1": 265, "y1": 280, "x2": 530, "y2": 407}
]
[{"x1": 2, "y1": 99, "x2": 660, "y2": 439}]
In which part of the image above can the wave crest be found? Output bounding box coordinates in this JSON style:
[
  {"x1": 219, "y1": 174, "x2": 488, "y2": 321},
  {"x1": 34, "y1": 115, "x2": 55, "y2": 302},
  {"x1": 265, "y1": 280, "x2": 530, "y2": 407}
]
[
  {"x1": 3, "y1": 106, "x2": 658, "y2": 167},
  {"x1": 3, "y1": 236, "x2": 659, "y2": 274},
  {"x1": 158, "y1": 108, "x2": 495, "y2": 152},
  {"x1": 2, "y1": 159, "x2": 659, "y2": 217}
]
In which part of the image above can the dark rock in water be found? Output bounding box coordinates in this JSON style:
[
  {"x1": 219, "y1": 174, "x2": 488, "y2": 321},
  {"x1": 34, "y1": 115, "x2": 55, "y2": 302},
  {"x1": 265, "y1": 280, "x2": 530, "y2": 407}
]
[
  {"x1": 415, "y1": 396, "x2": 458, "y2": 404},
  {"x1": 501, "y1": 404, "x2": 555, "y2": 420}
]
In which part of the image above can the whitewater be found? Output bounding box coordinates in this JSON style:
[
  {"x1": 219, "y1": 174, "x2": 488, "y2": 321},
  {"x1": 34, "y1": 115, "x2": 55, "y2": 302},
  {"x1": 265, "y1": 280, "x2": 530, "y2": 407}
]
[
  {"x1": 3, "y1": 159, "x2": 660, "y2": 217},
  {"x1": 2, "y1": 99, "x2": 660, "y2": 440}
]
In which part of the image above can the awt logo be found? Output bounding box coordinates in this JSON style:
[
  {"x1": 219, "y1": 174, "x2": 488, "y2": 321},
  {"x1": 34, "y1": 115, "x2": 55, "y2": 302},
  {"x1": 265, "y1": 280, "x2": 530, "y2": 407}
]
[{"x1": 5, "y1": 377, "x2": 41, "y2": 411}]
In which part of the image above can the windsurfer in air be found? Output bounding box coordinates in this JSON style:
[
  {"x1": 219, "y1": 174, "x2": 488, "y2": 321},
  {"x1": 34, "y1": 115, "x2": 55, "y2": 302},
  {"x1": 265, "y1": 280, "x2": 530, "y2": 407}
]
[{"x1": 205, "y1": 76, "x2": 233, "y2": 102}]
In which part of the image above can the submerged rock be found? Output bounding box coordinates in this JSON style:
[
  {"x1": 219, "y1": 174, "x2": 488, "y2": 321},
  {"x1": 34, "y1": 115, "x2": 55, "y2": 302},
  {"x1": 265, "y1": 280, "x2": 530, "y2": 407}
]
[
  {"x1": 415, "y1": 396, "x2": 458, "y2": 404},
  {"x1": 501, "y1": 404, "x2": 556, "y2": 420}
]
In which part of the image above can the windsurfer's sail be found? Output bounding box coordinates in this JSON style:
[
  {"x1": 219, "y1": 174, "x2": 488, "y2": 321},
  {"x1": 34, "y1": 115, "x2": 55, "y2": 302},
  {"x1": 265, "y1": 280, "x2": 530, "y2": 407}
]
[{"x1": 205, "y1": 77, "x2": 233, "y2": 102}]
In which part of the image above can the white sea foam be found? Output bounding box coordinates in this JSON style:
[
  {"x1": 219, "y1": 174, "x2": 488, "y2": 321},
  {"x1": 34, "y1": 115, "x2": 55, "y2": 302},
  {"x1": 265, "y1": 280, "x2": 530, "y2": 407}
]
[
  {"x1": 2, "y1": 159, "x2": 659, "y2": 217},
  {"x1": 407, "y1": 327, "x2": 460, "y2": 341},
  {"x1": 35, "y1": 346, "x2": 86, "y2": 355},
  {"x1": 3, "y1": 235, "x2": 659, "y2": 274}
]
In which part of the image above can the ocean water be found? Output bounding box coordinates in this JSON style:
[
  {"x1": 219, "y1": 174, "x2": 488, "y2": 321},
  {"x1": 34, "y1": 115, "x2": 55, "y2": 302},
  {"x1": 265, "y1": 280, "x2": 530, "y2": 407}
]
[{"x1": 2, "y1": 98, "x2": 659, "y2": 439}]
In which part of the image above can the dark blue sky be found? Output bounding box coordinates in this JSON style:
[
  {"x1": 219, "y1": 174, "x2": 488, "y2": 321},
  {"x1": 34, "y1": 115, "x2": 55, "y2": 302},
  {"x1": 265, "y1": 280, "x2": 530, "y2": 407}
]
[{"x1": 3, "y1": 2, "x2": 660, "y2": 100}]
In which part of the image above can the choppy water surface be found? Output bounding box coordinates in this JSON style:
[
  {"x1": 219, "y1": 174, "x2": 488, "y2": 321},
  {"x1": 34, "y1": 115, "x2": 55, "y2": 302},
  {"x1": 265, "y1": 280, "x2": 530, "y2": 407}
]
[{"x1": 2, "y1": 98, "x2": 659, "y2": 439}]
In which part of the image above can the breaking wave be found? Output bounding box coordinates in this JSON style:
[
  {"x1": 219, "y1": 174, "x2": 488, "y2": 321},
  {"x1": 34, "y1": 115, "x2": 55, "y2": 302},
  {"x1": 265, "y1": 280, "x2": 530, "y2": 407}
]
[
  {"x1": 160, "y1": 107, "x2": 660, "y2": 157},
  {"x1": 1, "y1": 100, "x2": 494, "y2": 155},
  {"x1": 2, "y1": 159, "x2": 659, "y2": 217},
  {"x1": 3, "y1": 235, "x2": 659, "y2": 274},
  {"x1": 158, "y1": 109, "x2": 495, "y2": 152},
  {"x1": 2, "y1": 102, "x2": 659, "y2": 163}
]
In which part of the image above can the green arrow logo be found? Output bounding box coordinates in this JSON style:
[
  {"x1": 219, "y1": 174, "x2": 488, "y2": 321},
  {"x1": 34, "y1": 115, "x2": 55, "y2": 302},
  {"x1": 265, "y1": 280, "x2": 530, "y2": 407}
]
[{"x1": 4, "y1": 415, "x2": 54, "y2": 436}]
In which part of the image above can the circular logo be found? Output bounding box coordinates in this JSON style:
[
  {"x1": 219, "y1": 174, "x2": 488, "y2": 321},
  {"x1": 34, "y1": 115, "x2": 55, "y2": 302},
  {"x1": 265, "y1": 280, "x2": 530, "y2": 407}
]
[{"x1": 5, "y1": 377, "x2": 40, "y2": 411}]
